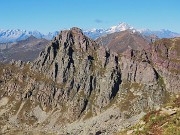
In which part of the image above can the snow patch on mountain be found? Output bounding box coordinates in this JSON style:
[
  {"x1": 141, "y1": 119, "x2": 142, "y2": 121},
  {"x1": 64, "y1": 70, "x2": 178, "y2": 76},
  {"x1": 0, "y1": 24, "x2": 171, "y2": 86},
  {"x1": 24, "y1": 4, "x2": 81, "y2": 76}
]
[
  {"x1": 106, "y1": 22, "x2": 134, "y2": 33},
  {"x1": 83, "y1": 22, "x2": 135, "y2": 39}
]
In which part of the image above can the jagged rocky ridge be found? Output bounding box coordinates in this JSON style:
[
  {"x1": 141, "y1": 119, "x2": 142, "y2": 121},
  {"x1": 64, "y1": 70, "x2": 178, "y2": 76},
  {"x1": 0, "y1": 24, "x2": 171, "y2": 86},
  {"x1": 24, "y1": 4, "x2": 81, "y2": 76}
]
[{"x1": 0, "y1": 27, "x2": 179, "y2": 135}]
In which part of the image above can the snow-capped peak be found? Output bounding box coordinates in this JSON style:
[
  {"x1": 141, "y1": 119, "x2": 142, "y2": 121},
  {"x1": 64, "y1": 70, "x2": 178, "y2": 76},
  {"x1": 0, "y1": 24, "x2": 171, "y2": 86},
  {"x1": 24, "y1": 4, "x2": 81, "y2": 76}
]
[
  {"x1": 83, "y1": 22, "x2": 136, "y2": 39},
  {"x1": 106, "y1": 22, "x2": 134, "y2": 33},
  {"x1": 0, "y1": 29, "x2": 59, "y2": 43}
]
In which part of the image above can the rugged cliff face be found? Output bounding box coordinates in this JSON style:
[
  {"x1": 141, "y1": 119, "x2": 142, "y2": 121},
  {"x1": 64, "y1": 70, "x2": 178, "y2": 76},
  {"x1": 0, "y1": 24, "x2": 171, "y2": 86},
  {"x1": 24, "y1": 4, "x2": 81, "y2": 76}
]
[
  {"x1": 0, "y1": 28, "x2": 179, "y2": 135},
  {"x1": 31, "y1": 27, "x2": 122, "y2": 116},
  {"x1": 151, "y1": 38, "x2": 180, "y2": 93}
]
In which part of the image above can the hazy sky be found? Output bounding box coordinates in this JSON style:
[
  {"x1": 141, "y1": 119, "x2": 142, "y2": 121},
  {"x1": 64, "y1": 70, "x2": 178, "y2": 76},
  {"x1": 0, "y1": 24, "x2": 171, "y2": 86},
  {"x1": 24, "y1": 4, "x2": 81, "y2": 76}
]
[{"x1": 0, "y1": 0, "x2": 180, "y2": 33}]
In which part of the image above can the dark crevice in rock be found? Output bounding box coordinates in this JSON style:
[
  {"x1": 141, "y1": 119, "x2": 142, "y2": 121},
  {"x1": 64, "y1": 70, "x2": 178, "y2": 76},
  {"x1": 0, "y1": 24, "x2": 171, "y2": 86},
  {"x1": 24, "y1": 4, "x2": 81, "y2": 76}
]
[
  {"x1": 130, "y1": 49, "x2": 134, "y2": 57},
  {"x1": 24, "y1": 91, "x2": 32, "y2": 99},
  {"x1": 93, "y1": 77, "x2": 96, "y2": 92},
  {"x1": 39, "y1": 51, "x2": 44, "y2": 57},
  {"x1": 67, "y1": 79, "x2": 75, "y2": 100},
  {"x1": 42, "y1": 46, "x2": 51, "y2": 66},
  {"x1": 52, "y1": 88, "x2": 56, "y2": 99},
  {"x1": 88, "y1": 55, "x2": 94, "y2": 61},
  {"x1": 67, "y1": 47, "x2": 74, "y2": 69},
  {"x1": 76, "y1": 84, "x2": 81, "y2": 93},
  {"x1": 79, "y1": 99, "x2": 88, "y2": 117},
  {"x1": 64, "y1": 42, "x2": 67, "y2": 49},
  {"x1": 104, "y1": 51, "x2": 110, "y2": 67},
  {"x1": 88, "y1": 76, "x2": 94, "y2": 96},
  {"x1": 110, "y1": 71, "x2": 122, "y2": 99},
  {"x1": 152, "y1": 67, "x2": 159, "y2": 80},
  {"x1": 85, "y1": 40, "x2": 89, "y2": 51},
  {"x1": 115, "y1": 56, "x2": 118, "y2": 65},
  {"x1": 95, "y1": 130, "x2": 103, "y2": 135},
  {"x1": 55, "y1": 63, "x2": 58, "y2": 79},
  {"x1": 134, "y1": 64, "x2": 138, "y2": 82},
  {"x1": 52, "y1": 42, "x2": 59, "y2": 59},
  {"x1": 68, "y1": 32, "x2": 75, "y2": 45},
  {"x1": 163, "y1": 44, "x2": 169, "y2": 58},
  {"x1": 144, "y1": 51, "x2": 151, "y2": 63}
]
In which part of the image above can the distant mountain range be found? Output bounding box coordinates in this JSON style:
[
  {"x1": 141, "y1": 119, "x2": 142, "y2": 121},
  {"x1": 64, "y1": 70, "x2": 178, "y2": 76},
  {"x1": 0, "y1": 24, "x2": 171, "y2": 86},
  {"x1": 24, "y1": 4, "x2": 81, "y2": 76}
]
[
  {"x1": 83, "y1": 22, "x2": 135, "y2": 39},
  {"x1": 0, "y1": 22, "x2": 180, "y2": 43},
  {"x1": 84, "y1": 23, "x2": 180, "y2": 39},
  {"x1": 0, "y1": 35, "x2": 49, "y2": 62},
  {"x1": 0, "y1": 29, "x2": 59, "y2": 43}
]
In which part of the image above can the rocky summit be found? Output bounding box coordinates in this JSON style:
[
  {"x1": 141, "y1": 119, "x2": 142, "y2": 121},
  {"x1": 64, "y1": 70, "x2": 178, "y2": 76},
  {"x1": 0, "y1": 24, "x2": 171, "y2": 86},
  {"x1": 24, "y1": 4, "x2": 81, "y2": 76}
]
[{"x1": 0, "y1": 27, "x2": 179, "y2": 135}]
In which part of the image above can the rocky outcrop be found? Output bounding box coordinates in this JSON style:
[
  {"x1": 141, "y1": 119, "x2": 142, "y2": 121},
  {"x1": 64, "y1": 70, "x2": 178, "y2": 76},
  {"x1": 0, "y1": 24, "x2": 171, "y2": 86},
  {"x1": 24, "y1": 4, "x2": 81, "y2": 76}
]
[
  {"x1": 120, "y1": 49, "x2": 157, "y2": 85},
  {"x1": 30, "y1": 28, "x2": 123, "y2": 116},
  {"x1": 151, "y1": 38, "x2": 180, "y2": 93}
]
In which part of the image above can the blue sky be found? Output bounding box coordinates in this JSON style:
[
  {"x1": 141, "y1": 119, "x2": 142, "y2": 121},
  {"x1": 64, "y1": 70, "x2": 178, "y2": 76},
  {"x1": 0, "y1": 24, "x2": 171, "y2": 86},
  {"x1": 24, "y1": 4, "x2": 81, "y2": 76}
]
[{"x1": 0, "y1": 0, "x2": 180, "y2": 33}]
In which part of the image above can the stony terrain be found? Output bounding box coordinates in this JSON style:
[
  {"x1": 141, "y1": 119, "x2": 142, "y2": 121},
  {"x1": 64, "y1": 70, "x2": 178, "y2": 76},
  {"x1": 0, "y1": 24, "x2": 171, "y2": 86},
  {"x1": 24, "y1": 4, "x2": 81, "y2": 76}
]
[
  {"x1": 0, "y1": 28, "x2": 179, "y2": 135},
  {"x1": 118, "y1": 95, "x2": 180, "y2": 135}
]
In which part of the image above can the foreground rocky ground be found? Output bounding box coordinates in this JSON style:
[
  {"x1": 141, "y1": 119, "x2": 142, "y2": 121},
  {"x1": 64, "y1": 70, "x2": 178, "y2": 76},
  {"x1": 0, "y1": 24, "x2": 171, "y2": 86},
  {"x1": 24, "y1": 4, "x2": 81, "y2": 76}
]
[
  {"x1": 118, "y1": 95, "x2": 180, "y2": 135},
  {"x1": 0, "y1": 28, "x2": 179, "y2": 134}
]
